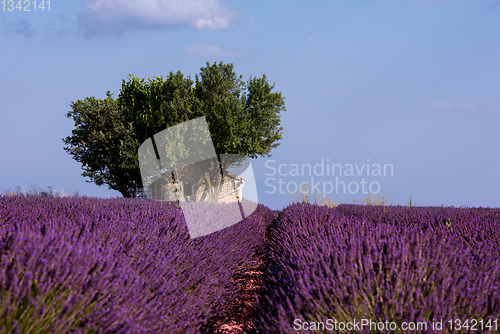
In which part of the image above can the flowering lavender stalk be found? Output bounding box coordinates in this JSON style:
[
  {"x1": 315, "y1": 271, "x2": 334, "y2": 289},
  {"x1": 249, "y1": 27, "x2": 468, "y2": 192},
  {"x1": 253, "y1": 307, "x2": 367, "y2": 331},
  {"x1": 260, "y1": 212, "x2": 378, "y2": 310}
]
[
  {"x1": 0, "y1": 195, "x2": 274, "y2": 333},
  {"x1": 256, "y1": 203, "x2": 500, "y2": 334}
]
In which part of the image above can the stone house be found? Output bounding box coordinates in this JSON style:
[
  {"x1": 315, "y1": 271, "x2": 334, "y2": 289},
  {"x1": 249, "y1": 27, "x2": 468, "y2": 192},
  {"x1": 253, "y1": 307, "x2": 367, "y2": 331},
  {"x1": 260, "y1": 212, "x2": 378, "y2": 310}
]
[{"x1": 144, "y1": 162, "x2": 245, "y2": 204}]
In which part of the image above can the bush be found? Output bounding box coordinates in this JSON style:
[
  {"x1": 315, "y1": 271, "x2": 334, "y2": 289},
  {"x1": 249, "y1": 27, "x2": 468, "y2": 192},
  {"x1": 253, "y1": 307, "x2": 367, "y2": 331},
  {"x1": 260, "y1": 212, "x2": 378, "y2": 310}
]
[
  {"x1": 353, "y1": 192, "x2": 393, "y2": 206},
  {"x1": 288, "y1": 180, "x2": 341, "y2": 208},
  {"x1": 2, "y1": 185, "x2": 79, "y2": 198}
]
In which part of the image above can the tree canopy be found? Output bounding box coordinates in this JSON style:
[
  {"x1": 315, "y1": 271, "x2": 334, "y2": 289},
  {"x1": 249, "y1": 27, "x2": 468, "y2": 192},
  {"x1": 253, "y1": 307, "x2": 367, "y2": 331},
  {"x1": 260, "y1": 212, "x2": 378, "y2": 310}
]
[{"x1": 63, "y1": 61, "x2": 286, "y2": 198}]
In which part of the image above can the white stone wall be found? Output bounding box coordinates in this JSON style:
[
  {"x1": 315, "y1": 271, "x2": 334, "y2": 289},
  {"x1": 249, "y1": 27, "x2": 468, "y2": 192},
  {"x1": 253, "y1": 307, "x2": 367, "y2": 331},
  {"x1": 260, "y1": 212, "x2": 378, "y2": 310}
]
[
  {"x1": 189, "y1": 172, "x2": 244, "y2": 204},
  {"x1": 149, "y1": 165, "x2": 244, "y2": 204}
]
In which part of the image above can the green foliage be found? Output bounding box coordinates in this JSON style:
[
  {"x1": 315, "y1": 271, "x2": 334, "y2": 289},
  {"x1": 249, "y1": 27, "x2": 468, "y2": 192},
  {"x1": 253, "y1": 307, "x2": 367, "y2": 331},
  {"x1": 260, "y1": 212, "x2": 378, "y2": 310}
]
[
  {"x1": 63, "y1": 62, "x2": 286, "y2": 198},
  {"x1": 63, "y1": 92, "x2": 140, "y2": 198},
  {"x1": 0, "y1": 281, "x2": 97, "y2": 334},
  {"x1": 405, "y1": 193, "x2": 415, "y2": 207}
]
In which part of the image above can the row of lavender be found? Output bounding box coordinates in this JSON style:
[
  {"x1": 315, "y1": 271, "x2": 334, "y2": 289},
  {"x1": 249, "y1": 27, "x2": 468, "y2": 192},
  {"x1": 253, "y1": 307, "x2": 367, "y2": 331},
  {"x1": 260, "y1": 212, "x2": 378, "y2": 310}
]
[
  {"x1": 0, "y1": 195, "x2": 274, "y2": 333},
  {"x1": 256, "y1": 203, "x2": 500, "y2": 333}
]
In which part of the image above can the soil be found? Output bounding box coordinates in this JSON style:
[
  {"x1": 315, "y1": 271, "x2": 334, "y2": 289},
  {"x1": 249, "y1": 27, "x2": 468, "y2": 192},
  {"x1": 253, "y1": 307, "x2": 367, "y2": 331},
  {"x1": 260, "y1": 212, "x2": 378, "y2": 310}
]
[
  {"x1": 206, "y1": 257, "x2": 266, "y2": 333},
  {"x1": 202, "y1": 210, "x2": 280, "y2": 333}
]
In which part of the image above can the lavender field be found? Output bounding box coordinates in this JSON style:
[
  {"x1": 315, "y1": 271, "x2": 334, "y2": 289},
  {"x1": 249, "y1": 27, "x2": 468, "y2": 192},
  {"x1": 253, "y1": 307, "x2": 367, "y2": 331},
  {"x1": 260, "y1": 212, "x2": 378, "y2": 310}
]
[
  {"x1": 0, "y1": 195, "x2": 273, "y2": 333},
  {"x1": 1, "y1": 195, "x2": 500, "y2": 333},
  {"x1": 256, "y1": 203, "x2": 500, "y2": 333}
]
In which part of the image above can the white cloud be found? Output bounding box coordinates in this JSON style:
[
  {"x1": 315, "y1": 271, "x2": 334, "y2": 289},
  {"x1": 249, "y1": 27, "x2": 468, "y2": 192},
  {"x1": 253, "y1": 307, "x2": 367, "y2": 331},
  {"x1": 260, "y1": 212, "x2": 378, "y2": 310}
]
[
  {"x1": 490, "y1": 0, "x2": 500, "y2": 9},
  {"x1": 433, "y1": 101, "x2": 456, "y2": 109},
  {"x1": 1, "y1": 18, "x2": 35, "y2": 38},
  {"x1": 461, "y1": 103, "x2": 476, "y2": 110},
  {"x1": 433, "y1": 101, "x2": 483, "y2": 111},
  {"x1": 78, "y1": 0, "x2": 241, "y2": 35},
  {"x1": 307, "y1": 35, "x2": 324, "y2": 45},
  {"x1": 485, "y1": 104, "x2": 500, "y2": 112},
  {"x1": 433, "y1": 101, "x2": 478, "y2": 109},
  {"x1": 183, "y1": 44, "x2": 242, "y2": 57}
]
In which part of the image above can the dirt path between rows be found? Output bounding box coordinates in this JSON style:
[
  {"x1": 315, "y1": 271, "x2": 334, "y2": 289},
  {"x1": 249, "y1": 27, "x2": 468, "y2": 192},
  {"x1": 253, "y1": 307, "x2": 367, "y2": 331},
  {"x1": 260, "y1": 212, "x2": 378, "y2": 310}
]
[
  {"x1": 209, "y1": 257, "x2": 266, "y2": 333},
  {"x1": 202, "y1": 210, "x2": 279, "y2": 334}
]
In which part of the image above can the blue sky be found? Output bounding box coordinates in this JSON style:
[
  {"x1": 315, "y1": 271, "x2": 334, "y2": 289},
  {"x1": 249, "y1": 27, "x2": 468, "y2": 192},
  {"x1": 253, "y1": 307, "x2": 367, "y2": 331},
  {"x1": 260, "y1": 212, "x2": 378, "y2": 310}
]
[{"x1": 1, "y1": 0, "x2": 500, "y2": 210}]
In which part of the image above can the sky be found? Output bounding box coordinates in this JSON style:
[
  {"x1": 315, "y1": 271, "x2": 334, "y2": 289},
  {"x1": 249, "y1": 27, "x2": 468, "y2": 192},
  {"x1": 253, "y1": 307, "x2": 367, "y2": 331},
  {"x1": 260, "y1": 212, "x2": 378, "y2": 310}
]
[{"x1": 1, "y1": 0, "x2": 500, "y2": 210}]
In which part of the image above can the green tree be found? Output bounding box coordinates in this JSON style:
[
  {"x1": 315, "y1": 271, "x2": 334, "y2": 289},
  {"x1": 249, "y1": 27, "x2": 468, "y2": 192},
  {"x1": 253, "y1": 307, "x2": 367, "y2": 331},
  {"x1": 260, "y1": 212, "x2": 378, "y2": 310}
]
[{"x1": 63, "y1": 62, "x2": 286, "y2": 198}]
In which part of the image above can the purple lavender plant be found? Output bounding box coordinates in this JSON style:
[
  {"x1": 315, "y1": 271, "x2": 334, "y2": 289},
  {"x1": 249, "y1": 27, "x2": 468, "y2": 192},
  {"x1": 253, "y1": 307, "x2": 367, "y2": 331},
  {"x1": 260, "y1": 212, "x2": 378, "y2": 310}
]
[
  {"x1": 256, "y1": 203, "x2": 500, "y2": 334},
  {"x1": 0, "y1": 195, "x2": 274, "y2": 333}
]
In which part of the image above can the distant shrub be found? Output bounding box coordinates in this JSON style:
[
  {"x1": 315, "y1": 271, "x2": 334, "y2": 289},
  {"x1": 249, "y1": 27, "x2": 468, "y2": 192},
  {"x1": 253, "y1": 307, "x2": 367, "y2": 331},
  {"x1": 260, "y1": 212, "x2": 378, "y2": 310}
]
[
  {"x1": 288, "y1": 180, "x2": 341, "y2": 208},
  {"x1": 405, "y1": 193, "x2": 415, "y2": 207},
  {"x1": 353, "y1": 192, "x2": 393, "y2": 206},
  {"x1": 2, "y1": 185, "x2": 79, "y2": 198}
]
